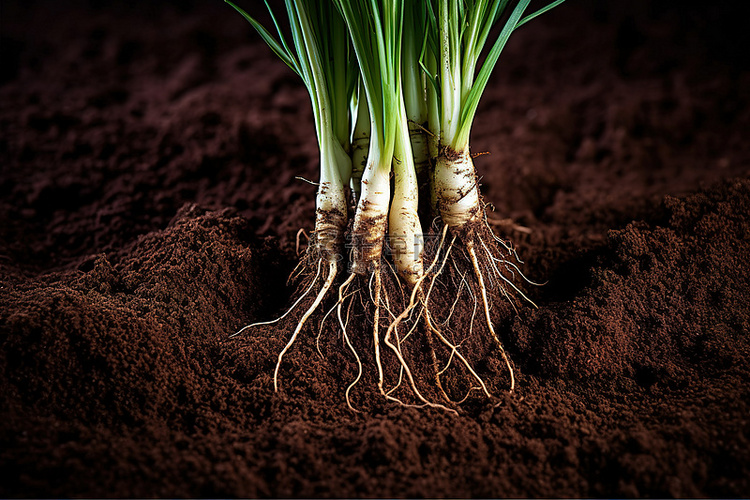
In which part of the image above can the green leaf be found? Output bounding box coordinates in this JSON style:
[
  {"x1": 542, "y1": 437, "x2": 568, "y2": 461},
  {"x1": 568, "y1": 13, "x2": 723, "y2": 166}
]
[
  {"x1": 224, "y1": 0, "x2": 300, "y2": 76},
  {"x1": 455, "y1": 0, "x2": 530, "y2": 147},
  {"x1": 516, "y1": 0, "x2": 567, "y2": 29}
]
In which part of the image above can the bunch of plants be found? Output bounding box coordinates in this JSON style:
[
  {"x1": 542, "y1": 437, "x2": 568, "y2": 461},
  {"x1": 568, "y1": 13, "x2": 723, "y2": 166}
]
[{"x1": 228, "y1": 0, "x2": 565, "y2": 413}]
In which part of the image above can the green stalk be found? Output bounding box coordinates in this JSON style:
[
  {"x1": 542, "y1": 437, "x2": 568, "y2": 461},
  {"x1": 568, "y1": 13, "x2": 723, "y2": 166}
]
[
  {"x1": 390, "y1": 97, "x2": 424, "y2": 287},
  {"x1": 226, "y1": 0, "x2": 356, "y2": 257},
  {"x1": 402, "y1": 1, "x2": 430, "y2": 181},
  {"x1": 452, "y1": 0, "x2": 529, "y2": 150},
  {"x1": 293, "y1": 2, "x2": 350, "y2": 253},
  {"x1": 349, "y1": 79, "x2": 369, "y2": 203},
  {"x1": 335, "y1": 0, "x2": 403, "y2": 274},
  {"x1": 427, "y1": 0, "x2": 566, "y2": 229},
  {"x1": 420, "y1": 5, "x2": 441, "y2": 214}
]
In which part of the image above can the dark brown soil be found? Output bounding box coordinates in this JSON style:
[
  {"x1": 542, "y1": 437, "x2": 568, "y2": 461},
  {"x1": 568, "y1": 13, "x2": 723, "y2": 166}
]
[{"x1": 2, "y1": 0, "x2": 749, "y2": 497}]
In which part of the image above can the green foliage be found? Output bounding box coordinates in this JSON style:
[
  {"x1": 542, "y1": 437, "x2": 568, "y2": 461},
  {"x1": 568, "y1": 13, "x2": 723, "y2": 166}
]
[
  {"x1": 226, "y1": 0, "x2": 568, "y2": 165},
  {"x1": 224, "y1": 0, "x2": 356, "y2": 150},
  {"x1": 414, "y1": 0, "x2": 566, "y2": 149},
  {"x1": 333, "y1": 0, "x2": 405, "y2": 160}
]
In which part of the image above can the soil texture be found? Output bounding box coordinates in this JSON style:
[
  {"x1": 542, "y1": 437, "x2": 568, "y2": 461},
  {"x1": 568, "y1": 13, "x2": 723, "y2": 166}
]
[{"x1": 1, "y1": 0, "x2": 749, "y2": 497}]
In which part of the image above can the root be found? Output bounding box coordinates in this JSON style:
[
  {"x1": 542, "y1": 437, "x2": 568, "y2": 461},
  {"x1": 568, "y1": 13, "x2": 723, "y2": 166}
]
[
  {"x1": 337, "y1": 273, "x2": 362, "y2": 412},
  {"x1": 371, "y1": 264, "x2": 386, "y2": 397},
  {"x1": 369, "y1": 265, "x2": 432, "y2": 410},
  {"x1": 381, "y1": 233, "x2": 456, "y2": 413},
  {"x1": 420, "y1": 227, "x2": 455, "y2": 402},
  {"x1": 391, "y1": 305, "x2": 425, "y2": 398},
  {"x1": 467, "y1": 240, "x2": 515, "y2": 392},
  {"x1": 317, "y1": 280, "x2": 358, "y2": 359},
  {"x1": 231, "y1": 258, "x2": 323, "y2": 338},
  {"x1": 240, "y1": 213, "x2": 526, "y2": 407},
  {"x1": 382, "y1": 318, "x2": 457, "y2": 413},
  {"x1": 442, "y1": 271, "x2": 468, "y2": 327},
  {"x1": 380, "y1": 225, "x2": 491, "y2": 404},
  {"x1": 479, "y1": 237, "x2": 538, "y2": 310},
  {"x1": 423, "y1": 232, "x2": 456, "y2": 307},
  {"x1": 369, "y1": 266, "x2": 433, "y2": 411},
  {"x1": 380, "y1": 286, "x2": 413, "y2": 409},
  {"x1": 422, "y1": 307, "x2": 490, "y2": 400},
  {"x1": 496, "y1": 258, "x2": 546, "y2": 287},
  {"x1": 273, "y1": 259, "x2": 338, "y2": 392},
  {"x1": 295, "y1": 228, "x2": 310, "y2": 257},
  {"x1": 317, "y1": 299, "x2": 340, "y2": 358}
]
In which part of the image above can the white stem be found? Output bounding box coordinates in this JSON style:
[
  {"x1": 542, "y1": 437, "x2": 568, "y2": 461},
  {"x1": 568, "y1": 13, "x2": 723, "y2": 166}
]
[
  {"x1": 408, "y1": 121, "x2": 430, "y2": 180},
  {"x1": 349, "y1": 144, "x2": 390, "y2": 275},
  {"x1": 350, "y1": 81, "x2": 369, "y2": 202},
  {"x1": 390, "y1": 104, "x2": 424, "y2": 288},
  {"x1": 314, "y1": 135, "x2": 349, "y2": 259},
  {"x1": 434, "y1": 147, "x2": 481, "y2": 229}
]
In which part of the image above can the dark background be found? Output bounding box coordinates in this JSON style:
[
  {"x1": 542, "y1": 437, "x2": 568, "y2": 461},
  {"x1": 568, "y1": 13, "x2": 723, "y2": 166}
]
[{"x1": 1, "y1": 0, "x2": 749, "y2": 497}]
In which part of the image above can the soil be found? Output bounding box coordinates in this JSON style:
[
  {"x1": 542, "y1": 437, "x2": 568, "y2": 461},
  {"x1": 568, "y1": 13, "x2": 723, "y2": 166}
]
[{"x1": 2, "y1": 0, "x2": 749, "y2": 497}]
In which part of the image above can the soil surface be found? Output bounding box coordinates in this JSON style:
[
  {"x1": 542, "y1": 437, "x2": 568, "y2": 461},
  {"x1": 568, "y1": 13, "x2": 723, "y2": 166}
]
[{"x1": 2, "y1": 0, "x2": 749, "y2": 497}]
